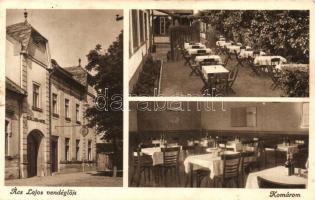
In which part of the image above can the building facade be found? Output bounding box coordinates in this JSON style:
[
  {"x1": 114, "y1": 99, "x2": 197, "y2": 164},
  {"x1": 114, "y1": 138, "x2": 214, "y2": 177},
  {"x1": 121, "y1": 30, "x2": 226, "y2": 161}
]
[{"x1": 5, "y1": 19, "x2": 97, "y2": 180}]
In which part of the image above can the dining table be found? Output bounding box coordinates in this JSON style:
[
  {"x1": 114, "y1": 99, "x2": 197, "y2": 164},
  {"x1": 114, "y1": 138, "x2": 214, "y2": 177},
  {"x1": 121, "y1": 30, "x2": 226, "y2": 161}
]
[
  {"x1": 254, "y1": 55, "x2": 287, "y2": 66},
  {"x1": 184, "y1": 42, "x2": 203, "y2": 49},
  {"x1": 201, "y1": 65, "x2": 229, "y2": 95},
  {"x1": 187, "y1": 48, "x2": 212, "y2": 55},
  {"x1": 245, "y1": 165, "x2": 308, "y2": 188},
  {"x1": 184, "y1": 151, "x2": 256, "y2": 187},
  {"x1": 239, "y1": 50, "x2": 266, "y2": 58},
  {"x1": 195, "y1": 55, "x2": 222, "y2": 64},
  {"x1": 277, "y1": 143, "x2": 299, "y2": 155}
]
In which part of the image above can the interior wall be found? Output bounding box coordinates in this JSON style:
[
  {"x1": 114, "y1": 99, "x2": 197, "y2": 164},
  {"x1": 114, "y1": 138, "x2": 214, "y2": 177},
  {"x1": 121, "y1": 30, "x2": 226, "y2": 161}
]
[
  {"x1": 131, "y1": 102, "x2": 308, "y2": 134},
  {"x1": 201, "y1": 102, "x2": 308, "y2": 134},
  {"x1": 136, "y1": 102, "x2": 201, "y2": 131}
]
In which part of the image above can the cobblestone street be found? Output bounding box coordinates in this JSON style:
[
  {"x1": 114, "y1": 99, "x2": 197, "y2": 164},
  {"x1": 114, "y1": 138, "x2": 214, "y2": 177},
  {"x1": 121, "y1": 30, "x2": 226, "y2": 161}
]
[{"x1": 5, "y1": 171, "x2": 123, "y2": 187}]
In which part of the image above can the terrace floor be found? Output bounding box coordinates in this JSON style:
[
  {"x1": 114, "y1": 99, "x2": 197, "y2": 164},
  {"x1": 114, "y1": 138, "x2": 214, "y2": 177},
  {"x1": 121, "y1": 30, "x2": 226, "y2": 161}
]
[
  {"x1": 158, "y1": 54, "x2": 283, "y2": 97},
  {"x1": 155, "y1": 36, "x2": 283, "y2": 97}
]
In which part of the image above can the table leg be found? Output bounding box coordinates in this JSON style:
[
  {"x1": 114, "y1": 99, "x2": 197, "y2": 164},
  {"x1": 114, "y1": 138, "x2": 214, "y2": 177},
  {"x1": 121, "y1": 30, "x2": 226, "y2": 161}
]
[{"x1": 190, "y1": 163, "x2": 194, "y2": 187}]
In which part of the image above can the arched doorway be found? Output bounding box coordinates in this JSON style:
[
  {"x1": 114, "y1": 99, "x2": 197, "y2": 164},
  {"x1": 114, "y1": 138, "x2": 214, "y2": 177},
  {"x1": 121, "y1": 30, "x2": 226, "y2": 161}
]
[{"x1": 27, "y1": 130, "x2": 44, "y2": 177}]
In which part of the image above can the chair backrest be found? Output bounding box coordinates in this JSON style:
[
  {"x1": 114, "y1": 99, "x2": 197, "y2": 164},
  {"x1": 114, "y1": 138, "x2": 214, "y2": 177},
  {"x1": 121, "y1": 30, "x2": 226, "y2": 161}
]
[
  {"x1": 240, "y1": 151, "x2": 255, "y2": 171},
  {"x1": 134, "y1": 148, "x2": 153, "y2": 167},
  {"x1": 240, "y1": 46, "x2": 246, "y2": 50},
  {"x1": 201, "y1": 58, "x2": 218, "y2": 66},
  {"x1": 270, "y1": 58, "x2": 281, "y2": 66},
  {"x1": 197, "y1": 49, "x2": 206, "y2": 54},
  {"x1": 221, "y1": 153, "x2": 241, "y2": 179},
  {"x1": 253, "y1": 51, "x2": 260, "y2": 58},
  {"x1": 257, "y1": 176, "x2": 306, "y2": 189},
  {"x1": 161, "y1": 147, "x2": 180, "y2": 167},
  {"x1": 192, "y1": 45, "x2": 201, "y2": 49},
  {"x1": 182, "y1": 145, "x2": 195, "y2": 158}
]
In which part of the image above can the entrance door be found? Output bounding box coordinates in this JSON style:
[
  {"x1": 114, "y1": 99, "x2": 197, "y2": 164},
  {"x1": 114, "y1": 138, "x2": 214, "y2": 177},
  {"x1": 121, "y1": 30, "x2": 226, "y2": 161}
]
[
  {"x1": 51, "y1": 139, "x2": 58, "y2": 173},
  {"x1": 27, "y1": 134, "x2": 39, "y2": 177}
]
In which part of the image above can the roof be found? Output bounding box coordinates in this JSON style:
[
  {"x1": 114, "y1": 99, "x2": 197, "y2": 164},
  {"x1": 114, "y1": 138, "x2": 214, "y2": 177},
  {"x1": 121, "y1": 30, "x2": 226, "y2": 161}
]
[
  {"x1": 64, "y1": 65, "x2": 93, "y2": 87},
  {"x1": 5, "y1": 77, "x2": 27, "y2": 96},
  {"x1": 51, "y1": 59, "x2": 86, "y2": 91},
  {"x1": 6, "y1": 21, "x2": 48, "y2": 52},
  {"x1": 155, "y1": 10, "x2": 194, "y2": 16},
  {"x1": 64, "y1": 66, "x2": 88, "y2": 86}
]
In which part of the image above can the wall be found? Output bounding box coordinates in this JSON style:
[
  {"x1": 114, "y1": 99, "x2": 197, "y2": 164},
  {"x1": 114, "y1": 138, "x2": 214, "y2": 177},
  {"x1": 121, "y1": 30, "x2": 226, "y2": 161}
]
[
  {"x1": 136, "y1": 102, "x2": 201, "y2": 131},
  {"x1": 6, "y1": 38, "x2": 21, "y2": 85},
  {"x1": 201, "y1": 102, "x2": 308, "y2": 134},
  {"x1": 129, "y1": 42, "x2": 149, "y2": 85}
]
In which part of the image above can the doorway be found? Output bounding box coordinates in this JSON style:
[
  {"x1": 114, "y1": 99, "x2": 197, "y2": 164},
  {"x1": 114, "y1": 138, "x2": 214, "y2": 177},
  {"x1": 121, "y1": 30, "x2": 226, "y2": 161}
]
[
  {"x1": 51, "y1": 137, "x2": 58, "y2": 173},
  {"x1": 27, "y1": 130, "x2": 43, "y2": 177}
]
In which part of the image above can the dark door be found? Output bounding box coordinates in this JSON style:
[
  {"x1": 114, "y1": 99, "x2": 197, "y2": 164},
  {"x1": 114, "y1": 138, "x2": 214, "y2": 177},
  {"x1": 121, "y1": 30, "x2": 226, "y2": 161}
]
[
  {"x1": 27, "y1": 134, "x2": 39, "y2": 177},
  {"x1": 51, "y1": 140, "x2": 58, "y2": 173}
]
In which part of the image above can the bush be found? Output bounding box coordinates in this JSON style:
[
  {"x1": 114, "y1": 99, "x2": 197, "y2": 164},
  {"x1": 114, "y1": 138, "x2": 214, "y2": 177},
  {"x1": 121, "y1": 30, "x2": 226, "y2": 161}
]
[
  {"x1": 280, "y1": 69, "x2": 309, "y2": 97},
  {"x1": 132, "y1": 55, "x2": 161, "y2": 96}
]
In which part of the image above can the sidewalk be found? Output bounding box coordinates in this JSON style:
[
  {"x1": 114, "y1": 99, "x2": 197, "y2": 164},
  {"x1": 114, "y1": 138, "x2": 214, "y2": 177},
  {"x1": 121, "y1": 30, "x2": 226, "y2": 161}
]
[{"x1": 5, "y1": 171, "x2": 123, "y2": 187}]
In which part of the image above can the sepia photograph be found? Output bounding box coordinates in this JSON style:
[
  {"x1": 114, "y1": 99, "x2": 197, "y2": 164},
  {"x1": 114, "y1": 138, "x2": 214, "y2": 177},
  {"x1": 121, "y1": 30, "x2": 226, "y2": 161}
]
[
  {"x1": 129, "y1": 101, "x2": 309, "y2": 188},
  {"x1": 4, "y1": 9, "x2": 123, "y2": 187},
  {"x1": 129, "y1": 10, "x2": 309, "y2": 97}
]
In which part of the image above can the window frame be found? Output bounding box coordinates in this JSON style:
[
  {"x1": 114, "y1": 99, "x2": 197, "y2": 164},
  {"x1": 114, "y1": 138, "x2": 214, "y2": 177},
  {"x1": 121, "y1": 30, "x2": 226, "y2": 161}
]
[
  {"x1": 75, "y1": 139, "x2": 80, "y2": 161},
  {"x1": 32, "y1": 82, "x2": 42, "y2": 112},
  {"x1": 65, "y1": 98, "x2": 70, "y2": 121},
  {"x1": 52, "y1": 93, "x2": 59, "y2": 117},
  {"x1": 65, "y1": 138, "x2": 70, "y2": 161}
]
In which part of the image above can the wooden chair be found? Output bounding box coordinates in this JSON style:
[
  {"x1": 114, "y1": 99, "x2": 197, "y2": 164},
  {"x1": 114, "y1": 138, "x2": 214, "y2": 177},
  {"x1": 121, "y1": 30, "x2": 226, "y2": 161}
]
[
  {"x1": 200, "y1": 58, "x2": 218, "y2": 66},
  {"x1": 189, "y1": 55, "x2": 199, "y2": 76},
  {"x1": 240, "y1": 151, "x2": 255, "y2": 187},
  {"x1": 257, "y1": 176, "x2": 306, "y2": 189},
  {"x1": 161, "y1": 147, "x2": 181, "y2": 186},
  {"x1": 215, "y1": 153, "x2": 241, "y2": 188},
  {"x1": 227, "y1": 65, "x2": 239, "y2": 94},
  {"x1": 267, "y1": 58, "x2": 282, "y2": 90},
  {"x1": 130, "y1": 148, "x2": 154, "y2": 186},
  {"x1": 262, "y1": 141, "x2": 278, "y2": 168}
]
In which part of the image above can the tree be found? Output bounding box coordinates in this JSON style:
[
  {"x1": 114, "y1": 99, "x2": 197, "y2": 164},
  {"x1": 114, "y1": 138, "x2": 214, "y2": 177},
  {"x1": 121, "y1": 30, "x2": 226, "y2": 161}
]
[{"x1": 85, "y1": 31, "x2": 123, "y2": 170}]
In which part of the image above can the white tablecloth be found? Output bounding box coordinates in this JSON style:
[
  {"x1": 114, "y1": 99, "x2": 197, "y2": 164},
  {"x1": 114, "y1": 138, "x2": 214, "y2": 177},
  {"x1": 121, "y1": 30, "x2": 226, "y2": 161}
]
[
  {"x1": 184, "y1": 152, "x2": 256, "y2": 179},
  {"x1": 277, "y1": 144, "x2": 299, "y2": 154},
  {"x1": 226, "y1": 45, "x2": 242, "y2": 54},
  {"x1": 185, "y1": 44, "x2": 206, "y2": 50},
  {"x1": 245, "y1": 166, "x2": 307, "y2": 188},
  {"x1": 254, "y1": 56, "x2": 287, "y2": 66},
  {"x1": 239, "y1": 50, "x2": 266, "y2": 58},
  {"x1": 187, "y1": 48, "x2": 212, "y2": 55},
  {"x1": 216, "y1": 41, "x2": 233, "y2": 47},
  {"x1": 202, "y1": 65, "x2": 229, "y2": 80},
  {"x1": 184, "y1": 42, "x2": 202, "y2": 49},
  {"x1": 195, "y1": 55, "x2": 222, "y2": 64}
]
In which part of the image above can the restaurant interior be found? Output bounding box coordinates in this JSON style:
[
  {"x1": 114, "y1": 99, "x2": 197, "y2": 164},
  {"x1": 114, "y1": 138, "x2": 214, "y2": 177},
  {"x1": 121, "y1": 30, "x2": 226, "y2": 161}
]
[{"x1": 129, "y1": 101, "x2": 309, "y2": 188}]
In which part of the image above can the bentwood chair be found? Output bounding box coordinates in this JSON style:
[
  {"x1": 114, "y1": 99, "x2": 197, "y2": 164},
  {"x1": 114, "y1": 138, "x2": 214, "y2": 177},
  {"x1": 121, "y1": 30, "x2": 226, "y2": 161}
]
[
  {"x1": 130, "y1": 148, "x2": 154, "y2": 186},
  {"x1": 257, "y1": 176, "x2": 306, "y2": 189},
  {"x1": 215, "y1": 153, "x2": 241, "y2": 188},
  {"x1": 161, "y1": 147, "x2": 181, "y2": 186}
]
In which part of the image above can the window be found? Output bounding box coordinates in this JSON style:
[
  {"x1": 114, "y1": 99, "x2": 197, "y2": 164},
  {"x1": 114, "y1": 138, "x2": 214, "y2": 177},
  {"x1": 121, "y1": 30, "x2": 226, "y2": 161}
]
[
  {"x1": 65, "y1": 99, "x2": 70, "y2": 120},
  {"x1": 75, "y1": 104, "x2": 80, "y2": 123},
  {"x1": 32, "y1": 83, "x2": 40, "y2": 110},
  {"x1": 132, "y1": 10, "x2": 139, "y2": 49},
  {"x1": 76, "y1": 139, "x2": 80, "y2": 160},
  {"x1": 139, "y1": 10, "x2": 144, "y2": 43},
  {"x1": 52, "y1": 93, "x2": 58, "y2": 116},
  {"x1": 160, "y1": 17, "x2": 166, "y2": 35},
  {"x1": 301, "y1": 103, "x2": 309, "y2": 128},
  {"x1": 88, "y1": 140, "x2": 92, "y2": 161},
  {"x1": 65, "y1": 138, "x2": 70, "y2": 161}
]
